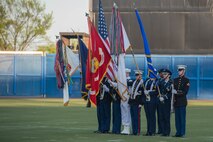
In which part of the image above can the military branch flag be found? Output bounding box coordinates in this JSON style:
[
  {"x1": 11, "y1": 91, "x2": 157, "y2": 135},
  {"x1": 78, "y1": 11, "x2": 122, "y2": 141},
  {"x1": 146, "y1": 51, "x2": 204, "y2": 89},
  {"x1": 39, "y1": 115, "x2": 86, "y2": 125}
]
[
  {"x1": 65, "y1": 47, "x2": 79, "y2": 77},
  {"x1": 54, "y1": 39, "x2": 80, "y2": 106},
  {"x1": 54, "y1": 40, "x2": 65, "y2": 89},
  {"x1": 63, "y1": 46, "x2": 79, "y2": 106},
  {"x1": 121, "y1": 22, "x2": 130, "y2": 52},
  {"x1": 109, "y1": 3, "x2": 130, "y2": 97},
  {"x1": 62, "y1": 45, "x2": 70, "y2": 106},
  {"x1": 110, "y1": 3, "x2": 130, "y2": 54},
  {"x1": 135, "y1": 9, "x2": 157, "y2": 79},
  {"x1": 63, "y1": 81, "x2": 69, "y2": 106},
  {"x1": 87, "y1": 16, "x2": 111, "y2": 105},
  {"x1": 78, "y1": 37, "x2": 89, "y2": 100},
  {"x1": 98, "y1": 0, "x2": 116, "y2": 81},
  {"x1": 86, "y1": 34, "x2": 92, "y2": 90},
  {"x1": 54, "y1": 40, "x2": 69, "y2": 106}
]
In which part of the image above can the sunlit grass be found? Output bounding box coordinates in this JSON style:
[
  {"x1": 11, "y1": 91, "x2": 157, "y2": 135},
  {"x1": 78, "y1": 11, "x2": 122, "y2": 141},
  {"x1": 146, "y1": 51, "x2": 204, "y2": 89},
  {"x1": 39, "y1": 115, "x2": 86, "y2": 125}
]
[
  {"x1": 0, "y1": 98, "x2": 212, "y2": 107},
  {"x1": 0, "y1": 98, "x2": 87, "y2": 107},
  {"x1": 0, "y1": 98, "x2": 213, "y2": 142},
  {"x1": 188, "y1": 100, "x2": 213, "y2": 106}
]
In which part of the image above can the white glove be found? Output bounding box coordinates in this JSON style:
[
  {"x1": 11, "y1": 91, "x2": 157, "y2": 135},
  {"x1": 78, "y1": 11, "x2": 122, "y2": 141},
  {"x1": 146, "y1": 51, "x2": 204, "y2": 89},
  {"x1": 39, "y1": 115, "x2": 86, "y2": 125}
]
[
  {"x1": 112, "y1": 82, "x2": 118, "y2": 88},
  {"x1": 144, "y1": 90, "x2": 149, "y2": 95},
  {"x1": 108, "y1": 79, "x2": 117, "y2": 88},
  {"x1": 172, "y1": 89, "x2": 177, "y2": 94},
  {"x1": 107, "y1": 78, "x2": 112, "y2": 84},
  {"x1": 103, "y1": 85, "x2": 109, "y2": 92},
  {"x1": 159, "y1": 96, "x2": 164, "y2": 102},
  {"x1": 171, "y1": 106, "x2": 174, "y2": 113},
  {"x1": 136, "y1": 92, "x2": 141, "y2": 96},
  {"x1": 146, "y1": 95, "x2": 150, "y2": 101},
  {"x1": 138, "y1": 105, "x2": 142, "y2": 108}
]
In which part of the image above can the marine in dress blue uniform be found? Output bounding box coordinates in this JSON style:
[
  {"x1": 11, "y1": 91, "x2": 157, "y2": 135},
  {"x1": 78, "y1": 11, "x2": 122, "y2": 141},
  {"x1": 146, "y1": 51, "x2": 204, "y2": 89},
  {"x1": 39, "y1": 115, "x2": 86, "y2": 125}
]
[
  {"x1": 173, "y1": 65, "x2": 190, "y2": 137},
  {"x1": 158, "y1": 69, "x2": 173, "y2": 136},
  {"x1": 128, "y1": 70, "x2": 144, "y2": 135},
  {"x1": 143, "y1": 77, "x2": 159, "y2": 136}
]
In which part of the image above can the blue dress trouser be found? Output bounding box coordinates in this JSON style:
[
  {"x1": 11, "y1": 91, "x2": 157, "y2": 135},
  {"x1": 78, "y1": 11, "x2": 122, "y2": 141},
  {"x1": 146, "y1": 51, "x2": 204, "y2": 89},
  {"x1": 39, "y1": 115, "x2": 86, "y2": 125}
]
[
  {"x1": 159, "y1": 102, "x2": 171, "y2": 135},
  {"x1": 144, "y1": 103, "x2": 156, "y2": 134},
  {"x1": 157, "y1": 103, "x2": 162, "y2": 134},
  {"x1": 175, "y1": 106, "x2": 186, "y2": 136},
  {"x1": 130, "y1": 105, "x2": 141, "y2": 135},
  {"x1": 96, "y1": 102, "x2": 101, "y2": 131},
  {"x1": 100, "y1": 100, "x2": 111, "y2": 132},
  {"x1": 112, "y1": 100, "x2": 121, "y2": 134}
]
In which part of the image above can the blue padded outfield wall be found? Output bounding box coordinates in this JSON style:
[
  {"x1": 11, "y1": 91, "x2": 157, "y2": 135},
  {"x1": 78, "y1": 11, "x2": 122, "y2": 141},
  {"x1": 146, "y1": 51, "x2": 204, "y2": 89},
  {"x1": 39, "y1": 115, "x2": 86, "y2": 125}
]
[{"x1": 0, "y1": 53, "x2": 213, "y2": 99}]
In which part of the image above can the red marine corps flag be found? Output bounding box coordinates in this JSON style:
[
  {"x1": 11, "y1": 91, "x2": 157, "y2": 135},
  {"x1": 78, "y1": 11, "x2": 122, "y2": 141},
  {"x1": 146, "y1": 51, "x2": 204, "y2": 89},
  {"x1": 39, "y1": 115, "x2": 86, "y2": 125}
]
[{"x1": 86, "y1": 16, "x2": 111, "y2": 105}]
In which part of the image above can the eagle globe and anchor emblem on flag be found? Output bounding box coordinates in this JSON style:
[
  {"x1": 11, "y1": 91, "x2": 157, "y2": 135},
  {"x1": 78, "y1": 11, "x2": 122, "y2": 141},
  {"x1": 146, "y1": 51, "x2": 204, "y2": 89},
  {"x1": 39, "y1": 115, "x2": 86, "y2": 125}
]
[
  {"x1": 91, "y1": 57, "x2": 99, "y2": 73},
  {"x1": 91, "y1": 47, "x2": 105, "y2": 74}
]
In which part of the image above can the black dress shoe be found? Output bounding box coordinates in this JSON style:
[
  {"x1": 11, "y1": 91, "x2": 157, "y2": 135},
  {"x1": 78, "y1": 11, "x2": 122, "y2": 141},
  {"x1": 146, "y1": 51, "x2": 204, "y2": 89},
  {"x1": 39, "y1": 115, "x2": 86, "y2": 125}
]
[
  {"x1": 102, "y1": 131, "x2": 109, "y2": 134},
  {"x1": 173, "y1": 134, "x2": 181, "y2": 137},
  {"x1": 94, "y1": 130, "x2": 101, "y2": 133},
  {"x1": 143, "y1": 133, "x2": 149, "y2": 136},
  {"x1": 161, "y1": 134, "x2": 169, "y2": 137},
  {"x1": 143, "y1": 133, "x2": 155, "y2": 136},
  {"x1": 86, "y1": 100, "x2": 91, "y2": 107},
  {"x1": 112, "y1": 132, "x2": 120, "y2": 134}
]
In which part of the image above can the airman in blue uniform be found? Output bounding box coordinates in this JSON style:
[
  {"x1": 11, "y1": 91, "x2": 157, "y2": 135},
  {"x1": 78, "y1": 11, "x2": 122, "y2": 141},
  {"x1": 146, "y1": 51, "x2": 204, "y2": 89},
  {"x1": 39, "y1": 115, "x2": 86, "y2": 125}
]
[{"x1": 158, "y1": 69, "x2": 173, "y2": 136}]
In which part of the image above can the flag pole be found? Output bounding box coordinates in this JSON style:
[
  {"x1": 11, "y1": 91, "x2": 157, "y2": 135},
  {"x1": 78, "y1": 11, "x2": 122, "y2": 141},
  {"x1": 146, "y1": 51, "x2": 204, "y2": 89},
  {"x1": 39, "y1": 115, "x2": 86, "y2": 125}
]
[
  {"x1": 171, "y1": 84, "x2": 175, "y2": 113},
  {"x1": 129, "y1": 46, "x2": 140, "y2": 71},
  {"x1": 130, "y1": 4, "x2": 140, "y2": 71}
]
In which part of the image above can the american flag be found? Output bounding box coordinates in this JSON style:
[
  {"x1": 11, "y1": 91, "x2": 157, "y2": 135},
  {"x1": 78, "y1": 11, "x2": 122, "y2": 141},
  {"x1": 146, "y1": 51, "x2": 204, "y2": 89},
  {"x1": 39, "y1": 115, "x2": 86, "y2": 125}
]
[{"x1": 98, "y1": 0, "x2": 116, "y2": 81}]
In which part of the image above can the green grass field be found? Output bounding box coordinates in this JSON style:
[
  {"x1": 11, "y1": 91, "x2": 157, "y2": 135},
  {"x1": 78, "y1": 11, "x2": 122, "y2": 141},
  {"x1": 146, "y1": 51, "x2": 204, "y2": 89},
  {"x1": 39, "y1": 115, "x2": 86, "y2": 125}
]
[{"x1": 0, "y1": 98, "x2": 213, "y2": 142}]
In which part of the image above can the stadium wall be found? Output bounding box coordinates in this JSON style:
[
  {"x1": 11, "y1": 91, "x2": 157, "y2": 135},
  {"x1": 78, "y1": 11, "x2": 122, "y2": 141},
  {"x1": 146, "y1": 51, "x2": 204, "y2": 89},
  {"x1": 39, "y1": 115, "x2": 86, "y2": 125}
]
[{"x1": 0, "y1": 53, "x2": 213, "y2": 99}]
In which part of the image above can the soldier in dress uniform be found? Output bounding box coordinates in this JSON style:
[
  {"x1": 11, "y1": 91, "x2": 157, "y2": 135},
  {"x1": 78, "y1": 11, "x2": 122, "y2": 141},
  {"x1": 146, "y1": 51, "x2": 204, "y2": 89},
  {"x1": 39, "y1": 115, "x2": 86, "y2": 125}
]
[
  {"x1": 128, "y1": 70, "x2": 144, "y2": 135},
  {"x1": 121, "y1": 68, "x2": 133, "y2": 135},
  {"x1": 107, "y1": 78, "x2": 121, "y2": 134},
  {"x1": 95, "y1": 89, "x2": 102, "y2": 133},
  {"x1": 143, "y1": 76, "x2": 159, "y2": 136},
  {"x1": 173, "y1": 65, "x2": 190, "y2": 137},
  {"x1": 158, "y1": 69, "x2": 173, "y2": 136},
  {"x1": 156, "y1": 68, "x2": 164, "y2": 135},
  {"x1": 96, "y1": 77, "x2": 111, "y2": 133}
]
